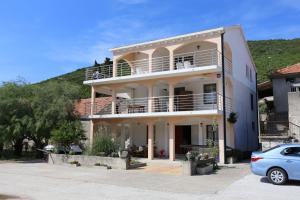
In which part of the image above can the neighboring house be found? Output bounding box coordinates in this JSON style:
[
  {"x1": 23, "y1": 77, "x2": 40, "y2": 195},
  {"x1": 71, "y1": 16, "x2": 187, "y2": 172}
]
[
  {"x1": 259, "y1": 63, "x2": 300, "y2": 150},
  {"x1": 82, "y1": 25, "x2": 258, "y2": 164}
]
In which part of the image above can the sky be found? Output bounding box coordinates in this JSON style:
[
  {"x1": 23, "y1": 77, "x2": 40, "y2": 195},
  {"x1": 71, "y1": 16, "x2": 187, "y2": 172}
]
[{"x1": 0, "y1": 0, "x2": 300, "y2": 83}]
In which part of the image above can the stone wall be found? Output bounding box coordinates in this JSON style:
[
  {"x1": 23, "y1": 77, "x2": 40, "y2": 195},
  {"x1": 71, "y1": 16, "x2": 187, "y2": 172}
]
[{"x1": 48, "y1": 154, "x2": 129, "y2": 170}]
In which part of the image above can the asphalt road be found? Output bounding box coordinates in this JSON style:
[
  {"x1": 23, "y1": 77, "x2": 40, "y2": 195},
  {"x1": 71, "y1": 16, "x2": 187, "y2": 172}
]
[{"x1": 0, "y1": 161, "x2": 299, "y2": 200}]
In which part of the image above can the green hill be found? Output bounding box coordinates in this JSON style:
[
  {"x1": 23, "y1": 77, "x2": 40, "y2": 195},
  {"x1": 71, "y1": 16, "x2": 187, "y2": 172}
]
[
  {"x1": 42, "y1": 38, "x2": 300, "y2": 99},
  {"x1": 248, "y1": 38, "x2": 300, "y2": 82}
]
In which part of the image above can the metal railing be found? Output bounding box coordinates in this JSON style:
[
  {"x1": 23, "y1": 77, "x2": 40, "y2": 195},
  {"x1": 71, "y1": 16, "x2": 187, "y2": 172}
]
[
  {"x1": 85, "y1": 93, "x2": 232, "y2": 116},
  {"x1": 85, "y1": 64, "x2": 113, "y2": 80},
  {"x1": 116, "y1": 97, "x2": 148, "y2": 114},
  {"x1": 85, "y1": 49, "x2": 233, "y2": 81},
  {"x1": 289, "y1": 122, "x2": 300, "y2": 140},
  {"x1": 152, "y1": 56, "x2": 170, "y2": 72},
  {"x1": 174, "y1": 49, "x2": 219, "y2": 70}
]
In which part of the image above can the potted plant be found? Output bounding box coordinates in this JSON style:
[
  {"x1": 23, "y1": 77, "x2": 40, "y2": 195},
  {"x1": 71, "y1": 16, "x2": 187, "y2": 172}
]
[{"x1": 227, "y1": 112, "x2": 238, "y2": 124}]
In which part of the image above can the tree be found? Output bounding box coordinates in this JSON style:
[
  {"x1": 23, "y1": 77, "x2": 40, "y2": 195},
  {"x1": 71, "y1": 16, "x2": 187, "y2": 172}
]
[
  {"x1": 0, "y1": 80, "x2": 84, "y2": 157},
  {"x1": 0, "y1": 81, "x2": 33, "y2": 156},
  {"x1": 50, "y1": 120, "x2": 86, "y2": 151},
  {"x1": 29, "y1": 81, "x2": 83, "y2": 153}
]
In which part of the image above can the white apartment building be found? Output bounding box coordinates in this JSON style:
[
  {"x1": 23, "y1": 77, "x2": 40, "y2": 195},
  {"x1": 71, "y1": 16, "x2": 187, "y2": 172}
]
[{"x1": 83, "y1": 25, "x2": 258, "y2": 164}]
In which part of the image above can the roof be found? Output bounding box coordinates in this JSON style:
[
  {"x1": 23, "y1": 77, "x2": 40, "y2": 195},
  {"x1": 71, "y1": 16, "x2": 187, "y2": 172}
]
[
  {"x1": 258, "y1": 81, "x2": 272, "y2": 91},
  {"x1": 74, "y1": 97, "x2": 112, "y2": 118},
  {"x1": 271, "y1": 63, "x2": 300, "y2": 78},
  {"x1": 110, "y1": 26, "x2": 226, "y2": 52}
]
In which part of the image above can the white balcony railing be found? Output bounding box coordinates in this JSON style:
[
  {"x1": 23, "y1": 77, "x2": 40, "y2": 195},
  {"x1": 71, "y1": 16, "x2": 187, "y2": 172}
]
[
  {"x1": 85, "y1": 49, "x2": 232, "y2": 81},
  {"x1": 85, "y1": 93, "x2": 232, "y2": 116}
]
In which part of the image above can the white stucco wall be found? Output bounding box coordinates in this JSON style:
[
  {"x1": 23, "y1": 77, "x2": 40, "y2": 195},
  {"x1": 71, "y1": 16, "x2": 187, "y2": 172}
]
[{"x1": 224, "y1": 27, "x2": 258, "y2": 151}]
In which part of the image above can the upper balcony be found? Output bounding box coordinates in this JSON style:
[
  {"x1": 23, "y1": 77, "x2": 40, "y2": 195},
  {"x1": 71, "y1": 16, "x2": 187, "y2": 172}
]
[{"x1": 84, "y1": 48, "x2": 232, "y2": 85}]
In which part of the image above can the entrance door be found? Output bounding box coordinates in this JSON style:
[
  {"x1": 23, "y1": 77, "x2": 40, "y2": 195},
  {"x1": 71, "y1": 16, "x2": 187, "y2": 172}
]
[
  {"x1": 206, "y1": 125, "x2": 218, "y2": 146},
  {"x1": 175, "y1": 125, "x2": 191, "y2": 154}
]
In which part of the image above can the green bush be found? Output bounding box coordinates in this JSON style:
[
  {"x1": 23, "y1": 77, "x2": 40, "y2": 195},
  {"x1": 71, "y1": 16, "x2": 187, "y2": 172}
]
[{"x1": 91, "y1": 135, "x2": 119, "y2": 156}]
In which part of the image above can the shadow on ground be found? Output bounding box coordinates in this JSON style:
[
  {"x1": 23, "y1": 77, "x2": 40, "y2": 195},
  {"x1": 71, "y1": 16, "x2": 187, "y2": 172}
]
[
  {"x1": 0, "y1": 194, "x2": 20, "y2": 200},
  {"x1": 260, "y1": 177, "x2": 300, "y2": 186}
]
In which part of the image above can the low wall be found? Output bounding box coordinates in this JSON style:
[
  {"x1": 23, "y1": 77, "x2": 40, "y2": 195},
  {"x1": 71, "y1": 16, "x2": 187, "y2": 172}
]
[{"x1": 48, "y1": 154, "x2": 129, "y2": 170}]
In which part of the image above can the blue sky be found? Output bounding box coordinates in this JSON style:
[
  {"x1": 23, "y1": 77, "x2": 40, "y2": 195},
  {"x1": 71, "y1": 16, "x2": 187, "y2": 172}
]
[{"x1": 0, "y1": 0, "x2": 299, "y2": 83}]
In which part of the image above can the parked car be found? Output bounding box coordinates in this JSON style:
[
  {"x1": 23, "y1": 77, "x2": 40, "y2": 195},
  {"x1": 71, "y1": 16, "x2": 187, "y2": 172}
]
[
  {"x1": 251, "y1": 144, "x2": 300, "y2": 185},
  {"x1": 43, "y1": 144, "x2": 83, "y2": 154}
]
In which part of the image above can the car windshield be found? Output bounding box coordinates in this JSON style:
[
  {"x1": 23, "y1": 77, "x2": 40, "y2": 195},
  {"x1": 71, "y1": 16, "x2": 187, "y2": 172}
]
[{"x1": 263, "y1": 145, "x2": 281, "y2": 153}]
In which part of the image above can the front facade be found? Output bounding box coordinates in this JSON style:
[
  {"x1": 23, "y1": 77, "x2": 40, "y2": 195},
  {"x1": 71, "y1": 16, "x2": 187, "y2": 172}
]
[{"x1": 83, "y1": 26, "x2": 258, "y2": 164}]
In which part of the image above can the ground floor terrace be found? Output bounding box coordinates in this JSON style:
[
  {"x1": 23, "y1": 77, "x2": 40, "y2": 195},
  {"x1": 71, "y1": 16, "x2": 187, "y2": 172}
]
[{"x1": 89, "y1": 115, "x2": 235, "y2": 164}]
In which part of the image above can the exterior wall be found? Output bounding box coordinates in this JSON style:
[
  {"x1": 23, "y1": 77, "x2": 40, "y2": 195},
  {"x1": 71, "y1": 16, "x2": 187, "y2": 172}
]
[
  {"x1": 273, "y1": 78, "x2": 289, "y2": 113},
  {"x1": 288, "y1": 92, "x2": 300, "y2": 125},
  {"x1": 224, "y1": 27, "x2": 258, "y2": 151},
  {"x1": 273, "y1": 77, "x2": 300, "y2": 113}
]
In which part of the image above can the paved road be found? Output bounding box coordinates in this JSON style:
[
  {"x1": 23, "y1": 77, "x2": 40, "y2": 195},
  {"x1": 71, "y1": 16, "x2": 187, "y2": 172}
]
[{"x1": 0, "y1": 161, "x2": 299, "y2": 200}]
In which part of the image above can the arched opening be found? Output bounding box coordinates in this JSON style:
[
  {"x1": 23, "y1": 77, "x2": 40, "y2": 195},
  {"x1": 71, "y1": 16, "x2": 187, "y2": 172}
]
[
  {"x1": 117, "y1": 52, "x2": 149, "y2": 76},
  {"x1": 152, "y1": 47, "x2": 170, "y2": 72},
  {"x1": 173, "y1": 41, "x2": 218, "y2": 70},
  {"x1": 117, "y1": 59, "x2": 131, "y2": 77}
]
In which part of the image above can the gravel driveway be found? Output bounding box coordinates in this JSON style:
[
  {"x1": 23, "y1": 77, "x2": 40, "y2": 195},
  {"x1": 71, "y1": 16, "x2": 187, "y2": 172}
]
[{"x1": 0, "y1": 161, "x2": 299, "y2": 200}]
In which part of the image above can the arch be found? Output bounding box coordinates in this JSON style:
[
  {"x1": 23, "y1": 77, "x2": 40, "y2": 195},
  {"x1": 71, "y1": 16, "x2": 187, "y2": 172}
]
[
  {"x1": 173, "y1": 41, "x2": 218, "y2": 69},
  {"x1": 116, "y1": 52, "x2": 149, "y2": 76},
  {"x1": 152, "y1": 47, "x2": 170, "y2": 72}
]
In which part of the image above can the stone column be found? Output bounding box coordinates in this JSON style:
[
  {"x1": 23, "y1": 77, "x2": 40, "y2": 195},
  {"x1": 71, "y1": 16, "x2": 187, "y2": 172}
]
[
  {"x1": 148, "y1": 123, "x2": 154, "y2": 160},
  {"x1": 218, "y1": 118, "x2": 225, "y2": 164},
  {"x1": 113, "y1": 57, "x2": 117, "y2": 77},
  {"x1": 168, "y1": 83, "x2": 174, "y2": 112},
  {"x1": 169, "y1": 121, "x2": 175, "y2": 161},
  {"x1": 148, "y1": 84, "x2": 153, "y2": 113},
  {"x1": 149, "y1": 52, "x2": 153, "y2": 73},
  {"x1": 111, "y1": 88, "x2": 116, "y2": 114},
  {"x1": 169, "y1": 50, "x2": 174, "y2": 70},
  {"x1": 89, "y1": 120, "x2": 94, "y2": 148},
  {"x1": 91, "y1": 86, "x2": 96, "y2": 115}
]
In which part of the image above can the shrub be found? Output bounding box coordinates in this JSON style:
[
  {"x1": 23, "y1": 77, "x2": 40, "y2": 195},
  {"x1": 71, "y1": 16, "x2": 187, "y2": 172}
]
[{"x1": 91, "y1": 135, "x2": 119, "y2": 156}]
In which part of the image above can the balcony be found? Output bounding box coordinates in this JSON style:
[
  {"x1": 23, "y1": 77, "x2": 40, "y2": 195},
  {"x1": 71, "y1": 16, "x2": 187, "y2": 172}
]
[
  {"x1": 85, "y1": 48, "x2": 232, "y2": 82},
  {"x1": 84, "y1": 93, "x2": 232, "y2": 118}
]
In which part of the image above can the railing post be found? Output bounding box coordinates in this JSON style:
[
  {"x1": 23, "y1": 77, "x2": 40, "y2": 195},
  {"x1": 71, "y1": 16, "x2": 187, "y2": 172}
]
[{"x1": 149, "y1": 53, "x2": 153, "y2": 73}]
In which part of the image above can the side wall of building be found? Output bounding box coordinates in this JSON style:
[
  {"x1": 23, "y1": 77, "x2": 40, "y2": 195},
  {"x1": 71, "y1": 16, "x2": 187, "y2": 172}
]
[{"x1": 224, "y1": 27, "x2": 258, "y2": 151}]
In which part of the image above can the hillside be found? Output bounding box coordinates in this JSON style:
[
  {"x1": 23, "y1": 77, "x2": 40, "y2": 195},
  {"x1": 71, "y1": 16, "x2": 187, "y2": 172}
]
[
  {"x1": 42, "y1": 38, "x2": 300, "y2": 99},
  {"x1": 248, "y1": 38, "x2": 300, "y2": 82}
]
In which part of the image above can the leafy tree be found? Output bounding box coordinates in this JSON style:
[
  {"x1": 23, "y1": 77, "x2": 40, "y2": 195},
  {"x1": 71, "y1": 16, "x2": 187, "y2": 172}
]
[
  {"x1": 0, "y1": 81, "x2": 33, "y2": 156},
  {"x1": 50, "y1": 120, "x2": 86, "y2": 151},
  {"x1": 0, "y1": 80, "x2": 85, "y2": 157}
]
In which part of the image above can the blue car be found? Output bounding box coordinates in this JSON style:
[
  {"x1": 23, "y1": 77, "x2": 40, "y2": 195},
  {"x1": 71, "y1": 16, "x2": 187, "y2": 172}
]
[{"x1": 251, "y1": 144, "x2": 300, "y2": 185}]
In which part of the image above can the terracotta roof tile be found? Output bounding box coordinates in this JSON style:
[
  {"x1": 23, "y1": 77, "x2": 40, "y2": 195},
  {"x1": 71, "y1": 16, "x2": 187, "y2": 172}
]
[
  {"x1": 271, "y1": 63, "x2": 300, "y2": 77},
  {"x1": 74, "y1": 97, "x2": 112, "y2": 117}
]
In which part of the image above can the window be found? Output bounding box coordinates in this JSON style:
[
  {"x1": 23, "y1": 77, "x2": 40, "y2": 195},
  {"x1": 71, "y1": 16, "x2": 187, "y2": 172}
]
[
  {"x1": 206, "y1": 125, "x2": 218, "y2": 146},
  {"x1": 246, "y1": 64, "x2": 249, "y2": 79},
  {"x1": 250, "y1": 93, "x2": 254, "y2": 110},
  {"x1": 249, "y1": 68, "x2": 253, "y2": 82},
  {"x1": 252, "y1": 121, "x2": 255, "y2": 131},
  {"x1": 282, "y1": 147, "x2": 300, "y2": 157},
  {"x1": 203, "y1": 84, "x2": 217, "y2": 104}
]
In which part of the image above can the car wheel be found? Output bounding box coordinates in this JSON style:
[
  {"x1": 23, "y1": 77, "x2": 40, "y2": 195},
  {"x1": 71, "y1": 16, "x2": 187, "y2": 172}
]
[{"x1": 267, "y1": 168, "x2": 288, "y2": 185}]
